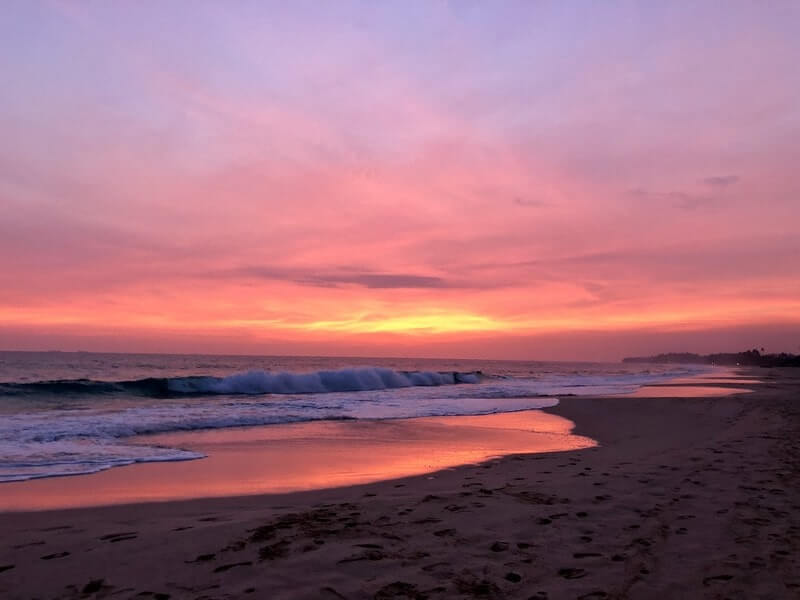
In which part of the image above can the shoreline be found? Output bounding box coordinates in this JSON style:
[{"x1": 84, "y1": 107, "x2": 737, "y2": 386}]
[
  {"x1": 1, "y1": 368, "x2": 798, "y2": 598},
  {"x1": 0, "y1": 367, "x2": 734, "y2": 512}
]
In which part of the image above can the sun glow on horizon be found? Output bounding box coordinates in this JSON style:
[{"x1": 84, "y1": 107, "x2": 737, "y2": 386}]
[{"x1": 302, "y1": 312, "x2": 511, "y2": 335}]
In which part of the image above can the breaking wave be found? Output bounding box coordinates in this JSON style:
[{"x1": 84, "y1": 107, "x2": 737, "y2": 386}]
[{"x1": 0, "y1": 367, "x2": 482, "y2": 398}]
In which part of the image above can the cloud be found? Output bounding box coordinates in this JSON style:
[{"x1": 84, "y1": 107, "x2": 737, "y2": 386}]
[
  {"x1": 229, "y1": 266, "x2": 471, "y2": 289},
  {"x1": 628, "y1": 188, "x2": 713, "y2": 210},
  {"x1": 702, "y1": 175, "x2": 739, "y2": 187},
  {"x1": 303, "y1": 273, "x2": 453, "y2": 289},
  {"x1": 512, "y1": 197, "x2": 547, "y2": 208}
]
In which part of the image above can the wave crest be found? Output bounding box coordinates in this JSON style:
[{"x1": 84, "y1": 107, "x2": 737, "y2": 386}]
[{"x1": 0, "y1": 367, "x2": 482, "y2": 397}]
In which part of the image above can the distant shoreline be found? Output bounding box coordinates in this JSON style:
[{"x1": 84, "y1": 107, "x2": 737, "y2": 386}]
[{"x1": 623, "y1": 348, "x2": 800, "y2": 367}]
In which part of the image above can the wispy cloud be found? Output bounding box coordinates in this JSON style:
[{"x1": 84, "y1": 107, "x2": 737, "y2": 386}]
[
  {"x1": 512, "y1": 197, "x2": 548, "y2": 208},
  {"x1": 227, "y1": 266, "x2": 478, "y2": 289},
  {"x1": 702, "y1": 175, "x2": 739, "y2": 187},
  {"x1": 628, "y1": 188, "x2": 714, "y2": 210}
]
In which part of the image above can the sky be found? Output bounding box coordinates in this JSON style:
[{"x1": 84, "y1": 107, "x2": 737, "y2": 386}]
[{"x1": 1, "y1": 1, "x2": 799, "y2": 361}]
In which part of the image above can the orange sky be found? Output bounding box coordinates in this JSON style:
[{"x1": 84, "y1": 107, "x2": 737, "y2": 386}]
[{"x1": 1, "y1": 3, "x2": 799, "y2": 360}]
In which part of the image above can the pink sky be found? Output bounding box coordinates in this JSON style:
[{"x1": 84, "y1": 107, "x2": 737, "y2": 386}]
[{"x1": 1, "y1": 2, "x2": 799, "y2": 360}]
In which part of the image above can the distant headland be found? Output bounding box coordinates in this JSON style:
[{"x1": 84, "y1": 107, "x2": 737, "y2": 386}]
[{"x1": 622, "y1": 348, "x2": 800, "y2": 367}]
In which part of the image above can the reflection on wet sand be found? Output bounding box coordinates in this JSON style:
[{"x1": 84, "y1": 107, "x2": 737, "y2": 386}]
[{"x1": 0, "y1": 410, "x2": 595, "y2": 511}]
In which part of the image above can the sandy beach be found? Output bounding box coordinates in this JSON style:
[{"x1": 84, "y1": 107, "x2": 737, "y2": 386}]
[{"x1": 1, "y1": 368, "x2": 798, "y2": 599}]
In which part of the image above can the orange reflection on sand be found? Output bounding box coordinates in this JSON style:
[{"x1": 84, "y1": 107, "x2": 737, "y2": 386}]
[{"x1": 0, "y1": 411, "x2": 594, "y2": 511}]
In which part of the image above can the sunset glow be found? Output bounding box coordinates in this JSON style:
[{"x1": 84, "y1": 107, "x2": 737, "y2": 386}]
[{"x1": 1, "y1": 3, "x2": 799, "y2": 359}]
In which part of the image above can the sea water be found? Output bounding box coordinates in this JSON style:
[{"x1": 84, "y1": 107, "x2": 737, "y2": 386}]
[{"x1": 0, "y1": 352, "x2": 709, "y2": 482}]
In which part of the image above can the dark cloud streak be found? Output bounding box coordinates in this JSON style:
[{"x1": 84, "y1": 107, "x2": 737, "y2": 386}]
[
  {"x1": 702, "y1": 175, "x2": 739, "y2": 187},
  {"x1": 230, "y1": 266, "x2": 476, "y2": 289},
  {"x1": 629, "y1": 188, "x2": 714, "y2": 210},
  {"x1": 512, "y1": 197, "x2": 548, "y2": 208}
]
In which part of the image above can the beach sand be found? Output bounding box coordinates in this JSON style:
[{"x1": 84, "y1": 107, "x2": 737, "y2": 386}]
[{"x1": 1, "y1": 368, "x2": 798, "y2": 599}]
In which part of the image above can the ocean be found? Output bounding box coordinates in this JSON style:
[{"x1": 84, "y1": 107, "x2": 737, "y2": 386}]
[{"x1": 0, "y1": 351, "x2": 709, "y2": 483}]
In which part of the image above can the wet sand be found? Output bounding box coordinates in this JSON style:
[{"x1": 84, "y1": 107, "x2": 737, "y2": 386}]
[
  {"x1": 0, "y1": 411, "x2": 595, "y2": 511},
  {"x1": 1, "y1": 368, "x2": 798, "y2": 599}
]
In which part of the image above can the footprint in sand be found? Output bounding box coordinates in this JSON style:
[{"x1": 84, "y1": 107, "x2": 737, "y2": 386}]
[
  {"x1": 703, "y1": 574, "x2": 734, "y2": 586},
  {"x1": 558, "y1": 567, "x2": 587, "y2": 579},
  {"x1": 433, "y1": 529, "x2": 456, "y2": 537},
  {"x1": 12, "y1": 541, "x2": 44, "y2": 549},
  {"x1": 320, "y1": 586, "x2": 348, "y2": 599},
  {"x1": 258, "y1": 540, "x2": 290, "y2": 561},
  {"x1": 99, "y1": 531, "x2": 138, "y2": 542},
  {"x1": 412, "y1": 517, "x2": 441, "y2": 525},
  {"x1": 81, "y1": 579, "x2": 105, "y2": 594},
  {"x1": 40, "y1": 552, "x2": 70, "y2": 560},
  {"x1": 0, "y1": 565, "x2": 15, "y2": 573},
  {"x1": 373, "y1": 581, "x2": 422, "y2": 599},
  {"x1": 213, "y1": 561, "x2": 253, "y2": 573},
  {"x1": 187, "y1": 553, "x2": 216, "y2": 563},
  {"x1": 39, "y1": 525, "x2": 72, "y2": 532},
  {"x1": 490, "y1": 541, "x2": 509, "y2": 552}
]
